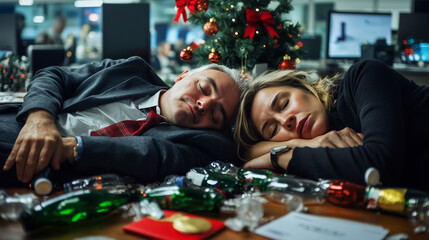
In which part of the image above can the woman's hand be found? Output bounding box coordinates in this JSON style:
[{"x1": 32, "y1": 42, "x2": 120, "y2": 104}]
[
  {"x1": 307, "y1": 127, "x2": 363, "y2": 148},
  {"x1": 3, "y1": 110, "x2": 65, "y2": 183},
  {"x1": 244, "y1": 127, "x2": 363, "y2": 171}
]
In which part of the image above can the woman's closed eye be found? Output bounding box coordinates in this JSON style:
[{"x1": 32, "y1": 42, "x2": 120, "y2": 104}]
[
  {"x1": 281, "y1": 99, "x2": 289, "y2": 111},
  {"x1": 268, "y1": 99, "x2": 289, "y2": 138},
  {"x1": 269, "y1": 123, "x2": 279, "y2": 139}
]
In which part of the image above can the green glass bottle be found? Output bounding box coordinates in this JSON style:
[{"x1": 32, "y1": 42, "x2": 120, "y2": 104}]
[
  {"x1": 236, "y1": 168, "x2": 286, "y2": 189},
  {"x1": 20, "y1": 186, "x2": 224, "y2": 232},
  {"x1": 143, "y1": 185, "x2": 224, "y2": 212},
  {"x1": 20, "y1": 189, "x2": 141, "y2": 232},
  {"x1": 186, "y1": 168, "x2": 245, "y2": 197}
]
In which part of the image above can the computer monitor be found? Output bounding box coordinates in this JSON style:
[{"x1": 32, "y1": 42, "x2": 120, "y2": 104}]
[
  {"x1": 299, "y1": 35, "x2": 322, "y2": 60},
  {"x1": 102, "y1": 3, "x2": 150, "y2": 63},
  {"x1": 27, "y1": 44, "x2": 65, "y2": 74},
  {"x1": 398, "y1": 13, "x2": 429, "y2": 43},
  {"x1": 0, "y1": 13, "x2": 17, "y2": 55},
  {"x1": 413, "y1": 0, "x2": 429, "y2": 13},
  {"x1": 326, "y1": 11, "x2": 392, "y2": 59}
]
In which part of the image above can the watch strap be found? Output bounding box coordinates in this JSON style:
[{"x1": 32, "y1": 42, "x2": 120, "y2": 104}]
[{"x1": 270, "y1": 146, "x2": 291, "y2": 172}]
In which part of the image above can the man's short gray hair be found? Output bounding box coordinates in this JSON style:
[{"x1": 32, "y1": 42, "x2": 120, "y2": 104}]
[{"x1": 187, "y1": 64, "x2": 249, "y2": 99}]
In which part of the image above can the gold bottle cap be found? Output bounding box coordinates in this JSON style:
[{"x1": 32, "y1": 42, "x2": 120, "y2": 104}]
[{"x1": 173, "y1": 216, "x2": 212, "y2": 234}]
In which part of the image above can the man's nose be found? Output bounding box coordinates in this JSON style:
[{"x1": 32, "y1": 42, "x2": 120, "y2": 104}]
[
  {"x1": 196, "y1": 97, "x2": 214, "y2": 115},
  {"x1": 275, "y1": 114, "x2": 296, "y2": 131}
]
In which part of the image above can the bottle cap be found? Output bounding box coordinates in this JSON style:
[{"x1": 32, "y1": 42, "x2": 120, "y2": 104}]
[
  {"x1": 364, "y1": 167, "x2": 380, "y2": 186},
  {"x1": 176, "y1": 176, "x2": 184, "y2": 186},
  {"x1": 186, "y1": 171, "x2": 205, "y2": 186},
  {"x1": 34, "y1": 177, "x2": 53, "y2": 195}
]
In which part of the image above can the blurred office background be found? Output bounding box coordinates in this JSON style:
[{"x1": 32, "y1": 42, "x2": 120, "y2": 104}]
[{"x1": 0, "y1": 0, "x2": 428, "y2": 84}]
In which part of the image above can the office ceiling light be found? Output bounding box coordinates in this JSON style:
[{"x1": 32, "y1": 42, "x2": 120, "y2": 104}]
[
  {"x1": 74, "y1": 0, "x2": 103, "y2": 8},
  {"x1": 33, "y1": 16, "x2": 44, "y2": 23},
  {"x1": 88, "y1": 13, "x2": 99, "y2": 22},
  {"x1": 19, "y1": 0, "x2": 33, "y2": 6}
]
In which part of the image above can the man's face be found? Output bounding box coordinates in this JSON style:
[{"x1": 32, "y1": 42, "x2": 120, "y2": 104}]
[{"x1": 160, "y1": 69, "x2": 240, "y2": 130}]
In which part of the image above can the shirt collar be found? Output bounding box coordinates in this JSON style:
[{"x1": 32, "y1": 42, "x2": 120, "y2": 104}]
[{"x1": 136, "y1": 90, "x2": 163, "y2": 115}]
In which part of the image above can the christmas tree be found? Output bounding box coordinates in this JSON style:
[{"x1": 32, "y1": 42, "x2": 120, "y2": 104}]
[
  {"x1": 174, "y1": 0, "x2": 304, "y2": 73},
  {"x1": 0, "y1": 53, "x2": 30, "y2": 92}
]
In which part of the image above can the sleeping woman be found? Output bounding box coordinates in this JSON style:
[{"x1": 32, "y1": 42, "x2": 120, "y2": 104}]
[{"x1": 234, "y1": 59, "x2": 429, "y2": 192}]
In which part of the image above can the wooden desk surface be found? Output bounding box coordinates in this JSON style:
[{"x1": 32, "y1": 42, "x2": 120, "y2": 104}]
[{"x1": 1, "y1": 188, "x2": 428, "y2": 240}]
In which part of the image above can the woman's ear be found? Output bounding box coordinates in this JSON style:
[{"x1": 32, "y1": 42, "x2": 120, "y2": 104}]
[{"x1": 174, "y1": 70, "x2": 189, "y2": 83}]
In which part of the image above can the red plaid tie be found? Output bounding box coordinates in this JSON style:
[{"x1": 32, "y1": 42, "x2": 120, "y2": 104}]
[{"x1": 90, "y1": 108, "x2": 162, "y2": 137}]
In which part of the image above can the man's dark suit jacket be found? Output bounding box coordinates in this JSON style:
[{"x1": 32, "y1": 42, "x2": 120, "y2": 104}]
[{"x1": 0, "y1": 56, "x2": 240, "y2": 185}]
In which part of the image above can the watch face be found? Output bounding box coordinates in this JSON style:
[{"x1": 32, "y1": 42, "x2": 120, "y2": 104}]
[{"x1": 272, "y1": 145, "x2": 289, "y2": 153}]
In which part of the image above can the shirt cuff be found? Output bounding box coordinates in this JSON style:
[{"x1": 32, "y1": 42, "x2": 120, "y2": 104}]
[{"x1": 74, "y1": 136, "x2": 83, "y2": 162}]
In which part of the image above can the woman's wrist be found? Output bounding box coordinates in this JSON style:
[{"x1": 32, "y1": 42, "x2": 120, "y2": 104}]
[{"x1": 278, "y1": 148, "x2": 294, "y2": 170}]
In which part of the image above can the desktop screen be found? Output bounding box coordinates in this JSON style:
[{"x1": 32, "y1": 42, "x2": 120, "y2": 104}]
[
  {"x1": 0, "y1": 13, "x2": 17, "y2": 55},
  {"x1": 326, "y1": 11, "x2": 392, "y2": 59},
  {"x1": 102, "y1": 3, "x2": 150, "y2": 62},
  {"x1": 398, "y1": 13, "x2": 429, "y2": 43}
]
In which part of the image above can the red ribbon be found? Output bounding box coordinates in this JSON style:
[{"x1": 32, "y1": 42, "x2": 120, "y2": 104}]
[
  {"x1": 191, "y1": 41, "x2": 200, "y2": 50},
  {"x1": 244, "y1": 8, "x2": 279, "y2": 40},
  {"x1": 174, "y1": 0, "x2": 198, "y2": 23}
]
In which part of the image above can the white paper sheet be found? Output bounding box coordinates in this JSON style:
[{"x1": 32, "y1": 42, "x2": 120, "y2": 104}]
[{"x1": 255, "y1": 212, "x2": 389, "y2": 240}]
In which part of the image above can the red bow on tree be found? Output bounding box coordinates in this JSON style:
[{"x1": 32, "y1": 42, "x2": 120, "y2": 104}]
[
  {"x1": 191, "y1": 41, "x2": 200, "y2": 50},
  {"x1": 244, "y1": 8, "x2": 279, "y2": 40},
  {"x1": 174, "y1": 0, "x2": 198, "y2": 23}
]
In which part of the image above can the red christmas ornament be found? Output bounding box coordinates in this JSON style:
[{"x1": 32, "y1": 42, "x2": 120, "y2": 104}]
[
  {"x1": 196, "y1": 0, "x2": 208, "y2": 12},
  {"x1": 180, "y1": 47, "x2": 193, "y2": 62},
  {"x1": 203, "y1": 18, "x2": 219, "y2": 36},
  {"x1": 279, "y1": 55, "x2": 295, "y2": 70},
  {"x1": 208, "y1": 49, "x2": 221, "y2": 63}
]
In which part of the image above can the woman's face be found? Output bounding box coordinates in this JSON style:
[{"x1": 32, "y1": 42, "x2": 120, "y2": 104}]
[{"x1": 250, "y1": 85, "x2": 329, "y2": 141}]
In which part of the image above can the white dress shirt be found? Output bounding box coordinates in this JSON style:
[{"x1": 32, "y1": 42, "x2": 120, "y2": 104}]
[{"x1": 56, "y1": 90, "x2": 163, "y2": 137}]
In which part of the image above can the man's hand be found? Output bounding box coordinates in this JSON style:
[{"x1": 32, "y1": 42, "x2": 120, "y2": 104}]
[{"x1": 3, "y1": 110, "x2": 64, "y2": 183}]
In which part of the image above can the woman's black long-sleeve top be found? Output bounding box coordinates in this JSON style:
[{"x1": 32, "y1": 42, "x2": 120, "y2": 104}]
[{"x1": 288, "y1": 59, "x2": 429, "y2": 192}]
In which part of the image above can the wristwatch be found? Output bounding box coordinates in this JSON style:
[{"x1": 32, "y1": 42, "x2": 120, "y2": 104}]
[{"x1": 270, "y1": 145, "x2": 291, "y2": 172}]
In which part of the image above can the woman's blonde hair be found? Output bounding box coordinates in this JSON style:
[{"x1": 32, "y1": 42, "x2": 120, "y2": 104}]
[{"x1": 233, "y1": 69, "x2": 341, "y2": 160}]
